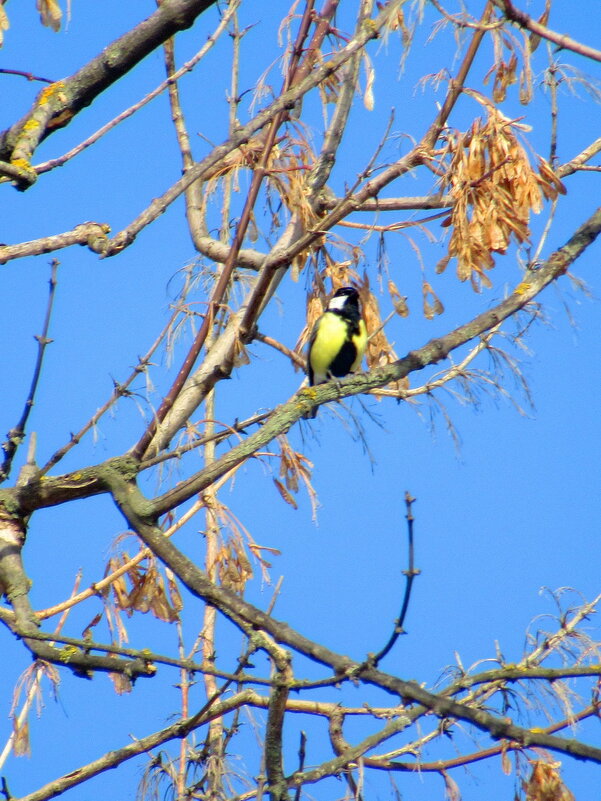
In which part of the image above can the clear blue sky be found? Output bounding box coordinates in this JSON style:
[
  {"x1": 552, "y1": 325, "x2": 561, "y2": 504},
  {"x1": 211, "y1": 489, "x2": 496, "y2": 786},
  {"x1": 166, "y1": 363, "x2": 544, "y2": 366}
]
[{"x1": 1, "y1": 2, "x2": 600, "y2": 800}]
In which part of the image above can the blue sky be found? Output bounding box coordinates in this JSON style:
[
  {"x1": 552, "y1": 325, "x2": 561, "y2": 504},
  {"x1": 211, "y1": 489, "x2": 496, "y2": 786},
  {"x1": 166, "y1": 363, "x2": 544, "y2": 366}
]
[{"x1": 1, "y1": 2, "x2": 600, "y2": 800}]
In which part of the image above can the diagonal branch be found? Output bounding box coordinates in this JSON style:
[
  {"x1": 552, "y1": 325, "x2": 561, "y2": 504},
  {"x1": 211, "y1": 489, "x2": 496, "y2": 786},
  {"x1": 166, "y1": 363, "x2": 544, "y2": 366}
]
[
  {"x1": 151, "y1": 204, "x2": 601, "y2": 514},
  {"x1": 7, "y1": 204, "x2": 600, "y2": 520},
  {"x1": 105, "y1": 475, "x2": 601, "y2": 770},
  {"x1": 15, "y1": 689, "x2": 258, "y2": 801},
  {"x1": 493, "y1": 0, "x2": 601, "y2": 63},
  {"x1": 0, "y1": 0, "x2": 220, "y2": 170}
]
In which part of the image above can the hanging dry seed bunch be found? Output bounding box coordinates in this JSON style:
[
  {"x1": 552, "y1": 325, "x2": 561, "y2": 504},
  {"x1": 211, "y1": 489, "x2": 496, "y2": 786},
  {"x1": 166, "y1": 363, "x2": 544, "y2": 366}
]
[
  {"x1": 523, "y1": 760, "x2": 575, "y2": 801},
  {"x1": 268, "y1": 133, "x2": 319, "y2": 227},
  {"x1": 216, "y1": 541, "x2": 253, "y2": 595},
  {"x1": 103, "y1": 553, "x2": 180, "y2": 624},
  {"x1": 441, "y1": 94, "x2": 565, "y2": 291},
  {"x1": 359, "y1": 276, "x2": 408, "y2": 396},
  {"x1": 274, "y1": 434, "x2": 317, "y2": 518}
]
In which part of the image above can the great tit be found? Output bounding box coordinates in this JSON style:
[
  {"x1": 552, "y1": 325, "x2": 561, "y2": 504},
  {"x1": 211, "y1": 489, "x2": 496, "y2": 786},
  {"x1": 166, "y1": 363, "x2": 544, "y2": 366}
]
[{"x1": 305, "y1": 286, "x2": 368, "y2": 418}]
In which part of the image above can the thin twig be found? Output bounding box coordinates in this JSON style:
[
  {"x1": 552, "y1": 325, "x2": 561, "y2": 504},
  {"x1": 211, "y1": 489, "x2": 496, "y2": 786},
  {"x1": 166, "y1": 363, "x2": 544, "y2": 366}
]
[
  {"x1": 39, "y1": 300, "x2": 182, "y2": 475},
  {"x1": 0, "y1": 260, "x2": 59, "y2": 484},
  {"x1": 0, "y1": 68, "x2": 54, "y2": 83},
  {"x1": 369, "y1": 492, "x2": 420, "y2": 666},
  {"x1": 293, "y1": 731, "x2": 307, "y2": 801},
  {"x1": 256, "y1": 332, "x2": 306, "y2": 370}
]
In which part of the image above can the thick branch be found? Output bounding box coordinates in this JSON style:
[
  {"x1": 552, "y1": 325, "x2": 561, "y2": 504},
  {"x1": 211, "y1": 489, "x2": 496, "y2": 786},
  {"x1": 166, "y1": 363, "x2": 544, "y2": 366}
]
[
  {"x1": 265, "y1": 655, "x2": 293, "y2": 801},
  {"x1": 6, "y1": 205, "x2": 600, "y2": 520},
  {"x1": 103, "y1": 476, "x2": 601, "y2": 767},
  {"x1": 0, "y1": 223, "x2": 110, "y2": 264},
  {"x1": 0, "y1": 0, "x2": 219, "y2": 166},
  {"x1": 0, "y1": 501, "x2": 153, "y2": 678}
]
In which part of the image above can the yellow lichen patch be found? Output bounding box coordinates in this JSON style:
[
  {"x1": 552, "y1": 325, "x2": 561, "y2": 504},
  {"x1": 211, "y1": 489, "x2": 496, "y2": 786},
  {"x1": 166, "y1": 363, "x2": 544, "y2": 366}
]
[
  {"x1": 58, "y1": 645, "x2": 80, "y2": 663},
  {"x1": 38, "y1": 80, "x2": 65, "y2": 105},
  {"x1": 514, "y1": 281, "x2": 532, "y2": 296},
  {"x1": 22, "y1": 119, "x2": 41, "y2": 132}
]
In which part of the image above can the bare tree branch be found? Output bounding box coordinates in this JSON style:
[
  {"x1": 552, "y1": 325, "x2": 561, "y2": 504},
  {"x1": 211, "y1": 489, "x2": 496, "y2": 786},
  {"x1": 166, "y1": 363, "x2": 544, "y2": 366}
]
[
  {"x1": 0, "y1": 0, "x2": 221, "y2": 170},
  {"x1": 0, "y1": 222, "x2": 110, "y2": 264},
  {"x1": 493, "y1": 0, "x2": 601, "y2": 63}
]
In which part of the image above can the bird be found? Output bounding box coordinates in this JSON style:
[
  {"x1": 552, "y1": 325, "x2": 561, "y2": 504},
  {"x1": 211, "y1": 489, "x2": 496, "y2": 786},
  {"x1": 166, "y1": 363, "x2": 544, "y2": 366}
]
[{"x1": 304, "y1": 286, "x2": 368, "y2": 418}]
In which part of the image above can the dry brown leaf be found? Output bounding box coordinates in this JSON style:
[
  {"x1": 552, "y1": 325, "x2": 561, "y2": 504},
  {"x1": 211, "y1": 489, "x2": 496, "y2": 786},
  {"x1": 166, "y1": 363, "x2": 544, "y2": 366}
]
[
  {"x1": 537, "y1": 157, "x2": 567, "y2": 198},
  {"x1": 273, "y1": 477, "x2": 298, "y2": 510},
  {"x1": 422, "y1": 281, "x2": 444, "y2": 320},
  {"x1": 491, "y1": 53, "x2": 518, "y2": 104},
  {"x1": 12, "y1": 718, "x2": 30, "y2": 757},
  {"x1": 0, "y1": 4, "x2": 9, "y2": 46},
  {"x1": 388, "y1": 279, "x2": 409, "y2": 317},
  {"x1": 37, "y1": 0, "x2": 61, "y2": 31},
  {"x1": 108, "y1": 666, "x2": 133, "y2": 695},
  {"x1": 107, "y1": 560, "x2": 130, "y2": 611},
  {"x1": 82, "y1": 612, "x2": 103, "y2": 640},
  {"x1": 529, "y1": 4, "x2": 550, "y2": 53}
]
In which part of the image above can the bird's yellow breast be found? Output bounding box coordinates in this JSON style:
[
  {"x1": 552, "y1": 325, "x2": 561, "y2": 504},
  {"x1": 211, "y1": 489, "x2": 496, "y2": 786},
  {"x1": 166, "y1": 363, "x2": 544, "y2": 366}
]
[{"x1": 309, "y1": 312, "x2": 367, "y2": 383}]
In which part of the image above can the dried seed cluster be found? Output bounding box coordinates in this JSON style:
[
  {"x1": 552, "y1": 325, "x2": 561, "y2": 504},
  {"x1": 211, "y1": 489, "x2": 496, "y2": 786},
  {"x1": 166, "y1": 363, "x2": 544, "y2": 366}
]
[{"x1": 441, "y1": 106, "x2": 565, "y2": 289}]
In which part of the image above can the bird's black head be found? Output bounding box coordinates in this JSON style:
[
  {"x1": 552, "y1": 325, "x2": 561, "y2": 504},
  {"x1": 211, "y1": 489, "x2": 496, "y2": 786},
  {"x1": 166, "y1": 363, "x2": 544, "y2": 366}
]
[{"x1": 327, "y1": 286, "x2": 360, "y2": 312}]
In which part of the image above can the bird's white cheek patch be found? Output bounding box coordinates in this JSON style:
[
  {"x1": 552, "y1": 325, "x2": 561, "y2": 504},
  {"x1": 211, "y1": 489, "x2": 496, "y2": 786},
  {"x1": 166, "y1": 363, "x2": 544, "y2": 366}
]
[{"x1": 326, "y1": 295, "x2": 348, "y2": 312}]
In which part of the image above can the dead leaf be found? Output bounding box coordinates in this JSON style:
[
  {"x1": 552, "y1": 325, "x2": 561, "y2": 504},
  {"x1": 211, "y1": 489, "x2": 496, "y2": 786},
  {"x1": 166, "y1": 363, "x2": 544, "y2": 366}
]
[{"x1": 37, "y1": 0, "x2": 62, "y2": 31}]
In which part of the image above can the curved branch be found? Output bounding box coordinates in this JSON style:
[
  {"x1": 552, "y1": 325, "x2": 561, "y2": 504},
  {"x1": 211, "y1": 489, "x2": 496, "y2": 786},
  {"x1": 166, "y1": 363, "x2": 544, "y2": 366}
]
[{"x1": 102, "y1": 0, "x2": 404, "y2": 256}]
